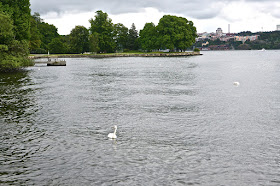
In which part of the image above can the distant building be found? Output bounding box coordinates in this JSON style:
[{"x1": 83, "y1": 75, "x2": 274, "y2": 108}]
[
  {"x1": 201, "y1": 32, "x2": 210, "y2": 38},
  {"x1": 234, "y1": 35, "x2": 259, "y2": 43},
  {"x1": 226, "y1": 33, "x2": 235, "y2": 37},
  {"x1": 196, "y1": 30, "x2": 237, "y2": 42},
  {"x1": 277, "y1": 25, "x2": 280, "y2": 31},
  {"x1": 196, "y1": 32, "x2": 211, "y2": 41},
  {"x1": 202, "y1": 41, "x2": 209, "y2": 46},
  {"x1": 216, "y1": 28, "x2": 223, "y2": 37}
]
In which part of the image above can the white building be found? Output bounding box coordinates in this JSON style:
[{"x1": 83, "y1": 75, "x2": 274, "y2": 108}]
[
  {"x1": 277, "y1": 25, "x2": 280, "y2": 31},
  {"x1": 216, "y1": 28, "x2": 223, "y2": 37}
]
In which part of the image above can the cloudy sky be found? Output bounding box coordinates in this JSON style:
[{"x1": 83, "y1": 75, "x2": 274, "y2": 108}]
[{"x1": 30, "y1": 0, "x2": 280, "y2": 35}]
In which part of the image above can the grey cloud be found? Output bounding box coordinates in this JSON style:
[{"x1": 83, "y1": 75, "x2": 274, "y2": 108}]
[
  {"x1": 30, "y1": 0, "x2": 146, "y2": 14},
  {"x1": 272, "y1": 11, "x2": 280, "y2": 19},
  {"x1": 30, "y1": 0, "x2": 224, "y2": 19},
  {"x1": 30, "y1": 0, "x2": 280, "y2": 19},
  {"x1": 256, "y1": 2, "x2": 280, "y2": 18}
]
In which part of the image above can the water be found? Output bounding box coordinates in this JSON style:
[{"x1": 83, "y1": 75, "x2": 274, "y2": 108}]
[{"x1": 0, "y1": 51, "x2": 280, "y2": 185}]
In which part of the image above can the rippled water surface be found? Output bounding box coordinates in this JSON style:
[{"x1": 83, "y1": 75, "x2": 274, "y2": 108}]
[{"x1": 1, "y1": 51, "x2": 280, "y2": 185}]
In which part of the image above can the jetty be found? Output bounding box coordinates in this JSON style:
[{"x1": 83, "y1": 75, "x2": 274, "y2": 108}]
[
  {"x1": 47, "y1": 58, "x2": 66, "y2": 66},
  {"x1": 29, "y1": 57, "x2": 66, "y2": 66}
]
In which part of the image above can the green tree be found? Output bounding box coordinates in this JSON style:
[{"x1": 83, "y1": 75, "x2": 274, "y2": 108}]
[
  {"x1": 139, "y1": 23, "x2": 158, "y2": 51},
  {"x1": 0, "y1": 12, "x2": 31, "y2": 71},
  {"x1": 28, "y1": 13, "x2": 59, "y2": 53},
  {"x1": 89, "y1": 32, "x2": 100, "y2": 53},
  {"x1": 29, "y1": 13, "x2": 42, "y2": 53},
  {"x1": 69, "y1": 25, "x2": 89, "y2": 54},
  {"x1": 37, "y1": 21, "x2": 59, "y2": 51},
  {"x1": 48, "y1": 37, "x2": 68, "y2": 54},
  {"x1": 113, "y1": 23, "x2": 128, "y2": 51},
  {"x1": 1, "y1": 0, "x2": 31, "y2": 41},
  {"x1": 32, "y1": 12, "x2": 43, "y2": 23},
  {"x1": 0, "y1": 11, "x2": 14, "y2": 45},
  {"x1": 59, "y1": 35, "x2": 71, "y2": 53},
  {"x1": 127, "y1": 23, "x2": 139, "y2": 50},
  {"x1": 0, "y1": 1, "x2": 32, "y2": 71},
  {"x1": 157, "y1": 15, "x2": 197, "y2": 51},
  {"x1": 89, "y1": 10, "x2": 116, "y2": 53}
]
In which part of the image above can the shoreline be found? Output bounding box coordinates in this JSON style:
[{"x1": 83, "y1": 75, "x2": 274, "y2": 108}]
[{"x1": 29, "y1": 52, "x2": 201, "y2": 59}]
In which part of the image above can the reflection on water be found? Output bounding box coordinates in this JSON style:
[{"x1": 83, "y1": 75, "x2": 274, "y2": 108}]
[
  {"x1": 0, "y1": 52, "x2": 280, "y2": 185},
  {"x1": 0, "y1": 71, "x2": 44, "y2": 185},
  {"x1": 0, "y1": 71, "x2": 36, "y2": 123}
]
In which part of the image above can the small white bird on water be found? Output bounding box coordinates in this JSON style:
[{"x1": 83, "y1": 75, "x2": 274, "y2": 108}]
[
  {"x1": 233, "y1": 82, "x2": 240, "y2": 86},
  {"x1": 108, "y1": 125, "x2": 117, "y2": 139}
]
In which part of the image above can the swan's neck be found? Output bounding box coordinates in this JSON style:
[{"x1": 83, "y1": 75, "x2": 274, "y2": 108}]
[{"x1": 114, "y1": 128, "x2": 117, "y2": 134}]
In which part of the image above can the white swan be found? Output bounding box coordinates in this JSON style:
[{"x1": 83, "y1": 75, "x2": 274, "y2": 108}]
[
  {"x1": 233, "y1": 82, "x2": 240, "y2": 86},
  {"x1": 108, "y1": 125, "x2": 117, "y2": 139}
]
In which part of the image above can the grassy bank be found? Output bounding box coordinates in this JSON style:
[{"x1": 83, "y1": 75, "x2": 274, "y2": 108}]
[{"x1": 29, "y1": 51, "x2": 201, "y2": 59}]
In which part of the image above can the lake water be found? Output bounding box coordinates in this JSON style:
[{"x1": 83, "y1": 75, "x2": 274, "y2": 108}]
[{"x1": 0, "y1": 51, "x2": 280, "y2": 185}]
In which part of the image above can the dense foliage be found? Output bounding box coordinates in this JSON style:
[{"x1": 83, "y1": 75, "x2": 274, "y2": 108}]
[
  {"x1": 89, "y1": 32, "x2": 99, "y2": 53},
  {"x1": 69, "y1": 26, "x2": 89, "y2": 54},
  {"x1": 87, "y1": 10, "x2": 140, "y2": 53},
  {"x1": 30, "y1": 10, "x2": 141, "y2": 54},
  {"x1": 1, "y1": 3, "x2": 198, "y2": 71},
  {"x1": 249, "y1": 31, "x2": 280, "y2": 50},
  {"x1": 139, "y1": 23, "x2": 158, "y2": 52},
  {"x1": 139, "y1": 16, "x2": 197, "y2": 52},
  {"x1": 48, "y1": 37, "x2": 68, "y2": 54},
  {"x1": 127, "y1": 23, "x2": 139, "y2": 51},
  {"x1": 89, "y1": 10, "x2": 116, "y2": 53},
  {"x1": 30, "y1": 13, "x2": 59, "y2": 53},
  {"x1": 113, "y1": 23, "x2": 129, "y2": 51},
  {"x1": 232, "y1": 31, "x2": 280, "y2": 50},
  {"x1": 157, "y1": 15, "x2": 197, "y2": 51},
  {"x1": 1, "y1": 0, "x2": 31, "y2": 41},
  {"x1": 29, "y1": 10, "x2": 197, "y2": 54},
  {"x1": 0, "y1": 1, "x2": 32, "y2": 71}
]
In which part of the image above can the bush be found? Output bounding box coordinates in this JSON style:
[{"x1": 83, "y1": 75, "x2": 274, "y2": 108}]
[{"x1": 193, "y1": 48, "x2": 200, "y2": 52}]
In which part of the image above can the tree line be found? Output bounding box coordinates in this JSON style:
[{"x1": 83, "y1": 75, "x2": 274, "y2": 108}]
[
  {"x1": 30, "y1": 10, "x2": 197, "y2": 54},
  {"x1": 0, "y1": 0, "x2": 197, "y2": 71},
  {"x1": 29, "y1": 11, "x2": 140, "y2": 54}
]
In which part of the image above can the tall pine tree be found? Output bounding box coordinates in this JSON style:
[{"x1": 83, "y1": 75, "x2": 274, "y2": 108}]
[{"x1": 127, "y1": 23, "x2": 139, "y2": 50}]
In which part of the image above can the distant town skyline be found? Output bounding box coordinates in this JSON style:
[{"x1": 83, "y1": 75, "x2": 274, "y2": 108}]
[
  {"x1": 200, "y1": 24, "x2": 280, "y2": 34},
  {"x1": 30, "y1": 0, "x2": 280, "y2": 35}
]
